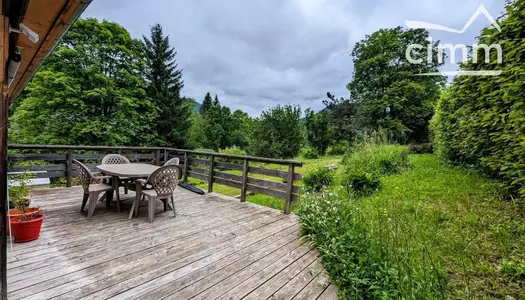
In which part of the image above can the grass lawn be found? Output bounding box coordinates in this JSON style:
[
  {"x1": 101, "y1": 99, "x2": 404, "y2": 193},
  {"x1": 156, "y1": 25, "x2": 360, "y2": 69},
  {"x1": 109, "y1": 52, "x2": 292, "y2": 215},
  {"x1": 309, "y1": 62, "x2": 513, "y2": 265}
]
[
  {"x1": 367, "y1": 154, "x2": 525, "y2": 298},
  {"x1": 299, "y1": 153, "x2": 525, "y2": 298},
  {"x1": 188, "y1": 155, "x2": 343, "y2": 211}
]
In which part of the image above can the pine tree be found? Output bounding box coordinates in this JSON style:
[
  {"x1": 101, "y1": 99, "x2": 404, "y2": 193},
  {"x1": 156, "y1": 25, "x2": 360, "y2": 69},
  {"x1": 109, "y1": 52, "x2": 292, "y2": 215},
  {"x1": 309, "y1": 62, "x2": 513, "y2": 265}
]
[
  {"x1": 143, "y1": 23, "x2": 191, "y2": 147},
  {"x1": 200, "y1": 92, "x2": 213, "y2": 116},
  {"x1": 213, "y1": 94, "x2": 220, "y2": 106}
]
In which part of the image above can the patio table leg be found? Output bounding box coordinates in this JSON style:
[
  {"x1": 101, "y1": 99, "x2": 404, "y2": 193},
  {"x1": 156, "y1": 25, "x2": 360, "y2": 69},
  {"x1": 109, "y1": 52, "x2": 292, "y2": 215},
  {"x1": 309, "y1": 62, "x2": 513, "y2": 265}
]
[
  {"x1": 105, "y1": 178, "x2": 113, "y2": 208},
  {"x1": 112, "y1": 176, "x2": 121, "y2": 213},
  {"x1": 129, "y1": 180, "x2": 142, "y2": 219}
]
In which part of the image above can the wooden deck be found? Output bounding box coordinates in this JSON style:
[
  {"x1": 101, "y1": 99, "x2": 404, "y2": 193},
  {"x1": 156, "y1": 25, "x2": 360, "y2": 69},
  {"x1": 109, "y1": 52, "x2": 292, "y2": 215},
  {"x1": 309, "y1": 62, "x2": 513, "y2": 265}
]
[{"x1": 6, "y1": 186, "x2": 337, "y2": 300}]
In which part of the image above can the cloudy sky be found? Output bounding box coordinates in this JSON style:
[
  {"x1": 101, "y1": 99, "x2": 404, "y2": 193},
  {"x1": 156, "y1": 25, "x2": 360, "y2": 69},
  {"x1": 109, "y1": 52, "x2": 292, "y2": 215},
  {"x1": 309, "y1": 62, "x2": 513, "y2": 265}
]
[{"x1": 83, "y1": 0, "x2": 505, "y2": 116}]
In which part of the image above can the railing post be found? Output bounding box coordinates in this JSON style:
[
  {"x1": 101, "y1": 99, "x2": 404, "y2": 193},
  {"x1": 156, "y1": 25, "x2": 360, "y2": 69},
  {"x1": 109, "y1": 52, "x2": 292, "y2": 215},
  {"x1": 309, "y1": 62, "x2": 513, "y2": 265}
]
[
  {"x1": 155, "y1": 149, "x2": 161, "y2": 166},
  {"x1": 117, "y1": 149, "x2": 123, "y2": 155},
  {"x1": 284, "y1": 164, "x2": 295, "y2": 214},
  {"x1": 66, "y1": 149, "x2": 73, "y2": 187},
  {"x1": 183, "y1": 152, "x2": 189, "y2": 182},
  {"x1": 240, "y1": 158, "x2": 249, "y2": 202},
  {"x1": 208, "y1": 154, "x2": 215, "y2": 193},
  {"x1": 164, "y1": 149, "x2": 168, "y2": 165}
]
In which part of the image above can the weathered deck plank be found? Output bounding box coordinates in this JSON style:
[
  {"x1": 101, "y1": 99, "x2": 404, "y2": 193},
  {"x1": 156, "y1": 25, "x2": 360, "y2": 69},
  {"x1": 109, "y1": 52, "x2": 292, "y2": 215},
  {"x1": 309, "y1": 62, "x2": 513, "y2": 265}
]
[{"x1": 6, "y1": 186, "x2": 337, "y2": 300}]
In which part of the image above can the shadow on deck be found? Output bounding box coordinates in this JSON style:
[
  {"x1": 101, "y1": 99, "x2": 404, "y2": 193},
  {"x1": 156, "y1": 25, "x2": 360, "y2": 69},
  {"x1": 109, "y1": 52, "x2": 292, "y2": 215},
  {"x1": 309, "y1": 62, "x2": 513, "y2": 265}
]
[{"x1": 6, "y1": 186, "x2": 337, "y2": 300}]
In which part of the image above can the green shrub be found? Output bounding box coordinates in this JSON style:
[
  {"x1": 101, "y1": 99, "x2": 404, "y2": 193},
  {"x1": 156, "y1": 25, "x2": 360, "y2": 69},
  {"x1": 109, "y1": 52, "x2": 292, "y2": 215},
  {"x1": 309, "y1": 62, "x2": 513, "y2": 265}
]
[
  {"x1": 300, "y1": 147, "x2": 319, "y2": 159},
  {"x1": 408, "y1": 142, "x2": 433, "y2": 154},
  {"x1": 339, "y1": 144, "x2": 407, "y2": 196},
  {"x1": 342, "y1": 144, "x2": 408, "y2": 177},
  {"x1": 326, "y1": 141, "x2": 349, "y2": 156},
  {"x1": 339, "y1": 172, "x2": 380, "y2": 196},
  {"x1": 302, "y1": 167, "x2": 334, "y2": 192},
  {"x1": 430, "y1": 0, "x2": 525, "y2": 197},
  {"x1": 8, "y1": 171, "x2": 34, "y2": 209}
]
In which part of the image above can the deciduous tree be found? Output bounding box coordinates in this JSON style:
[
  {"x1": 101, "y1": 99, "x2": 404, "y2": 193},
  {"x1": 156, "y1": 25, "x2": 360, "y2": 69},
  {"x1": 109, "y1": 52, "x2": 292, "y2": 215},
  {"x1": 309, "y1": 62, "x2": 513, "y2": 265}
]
[
  {"x1": 348, "y1": 27, "x2": 445, "y2": 142},
  {"x1": 250, "y1": 105, "x2": 303, "y2": 158},
  {"x1": 304, "y1": 108, "x2": 331, "y2": 155},
  {"x1": 10, "y1": 18, "x2": 157, "y2": 146}
]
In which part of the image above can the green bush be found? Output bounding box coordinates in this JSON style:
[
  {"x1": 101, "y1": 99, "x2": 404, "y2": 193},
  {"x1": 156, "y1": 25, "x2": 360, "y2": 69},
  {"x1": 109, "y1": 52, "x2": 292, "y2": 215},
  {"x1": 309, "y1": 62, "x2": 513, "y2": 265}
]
[
  {"x1": 342, "y1": 144, "x2": 408, "y2": 177},
  {"x1": 408, "y1": 142, "x2": 433, "y2": 154},
  {"x1": 431, "y1": 0, "x2": 525, "y2": 197},
  {"x1": 339, "y1": 172, "x2": 380, "y2": 196},
  {"x1": 302, "y1": 167, "x2": 334, "y2": 192},
  {"x1": 8, "y1": 171, "x2": 34, "y2": 209},
  {"x1": 300, "y1": 147, "x2": 319, "y2": 159},
  {"x1": 339, "y1": 144, "x2": 407, "y2": 196},
  {"x1": 326, "y1": 141, "x2": 349, "y2": 156}
]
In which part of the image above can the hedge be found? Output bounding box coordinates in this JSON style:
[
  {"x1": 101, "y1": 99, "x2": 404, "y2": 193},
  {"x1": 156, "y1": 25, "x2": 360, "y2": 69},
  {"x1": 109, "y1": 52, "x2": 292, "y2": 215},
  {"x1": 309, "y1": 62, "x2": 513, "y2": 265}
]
[{"x1": 431, "y1": 0, "x2": 525, "y2": 197}]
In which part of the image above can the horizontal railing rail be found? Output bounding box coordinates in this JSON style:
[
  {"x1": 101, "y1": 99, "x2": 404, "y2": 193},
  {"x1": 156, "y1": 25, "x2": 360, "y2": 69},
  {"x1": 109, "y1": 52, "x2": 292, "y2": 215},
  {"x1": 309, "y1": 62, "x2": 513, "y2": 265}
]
[{"x1": 7, "y1": 144, "x2": 302, "y2": 214}]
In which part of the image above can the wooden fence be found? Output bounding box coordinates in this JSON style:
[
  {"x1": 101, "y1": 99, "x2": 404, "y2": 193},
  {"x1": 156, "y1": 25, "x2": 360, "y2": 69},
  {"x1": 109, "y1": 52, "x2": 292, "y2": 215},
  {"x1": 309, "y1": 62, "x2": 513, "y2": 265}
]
[{"x1": 7, "y1": 145, "x2": 303, "y2": 214}]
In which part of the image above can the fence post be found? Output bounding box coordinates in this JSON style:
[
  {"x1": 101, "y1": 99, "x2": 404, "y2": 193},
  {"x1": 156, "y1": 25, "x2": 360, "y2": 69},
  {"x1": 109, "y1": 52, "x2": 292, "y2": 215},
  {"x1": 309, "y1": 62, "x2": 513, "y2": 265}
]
[
  {"x1": 284, "y1": 164, "x2": 295, "y2": 214},
  {"x1": 183, "y1": 152, "x2": 189, "y2": 182},
  {"x1": 164, "y1": 149, "x2": 168, "y2": 165},
  {"x1": 155, "y1": 149, "x2": 161, "y2": 166},
  {"x1": 240, "y1": 158, "x2": 249, "y2": 202},
  {"x1": 66, "y1": 149, "x2": 73, "y2": 187},
  {"x1": 208, "y1": 154, "x2": 215, "y2": 193}
]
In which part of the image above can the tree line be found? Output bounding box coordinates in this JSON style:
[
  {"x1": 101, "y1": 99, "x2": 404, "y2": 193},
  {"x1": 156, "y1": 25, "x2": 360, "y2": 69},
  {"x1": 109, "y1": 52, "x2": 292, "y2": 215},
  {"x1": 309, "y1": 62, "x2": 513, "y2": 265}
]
[{"x1": 10, "y1": 16, "x2": 481, "y2": 165}]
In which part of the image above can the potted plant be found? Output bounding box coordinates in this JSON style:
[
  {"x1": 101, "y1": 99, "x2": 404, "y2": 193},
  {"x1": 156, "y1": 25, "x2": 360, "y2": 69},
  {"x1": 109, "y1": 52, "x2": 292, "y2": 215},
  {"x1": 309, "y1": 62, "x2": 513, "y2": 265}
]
[
  {"x1": 10, "y1": 211, "x2": 44, "y2": 243},
  {"x1": 7, "y1": 171, "x2": 43, "y2": 241},
  {"x1": 8, "y1": 171, "x2": 40, "y2": 218}
]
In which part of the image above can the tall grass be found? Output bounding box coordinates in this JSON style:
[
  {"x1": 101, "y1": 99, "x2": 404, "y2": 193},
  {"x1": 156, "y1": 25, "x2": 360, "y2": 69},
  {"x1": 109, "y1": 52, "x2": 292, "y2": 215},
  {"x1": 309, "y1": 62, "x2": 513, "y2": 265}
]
[{"x1": 298, "y1": 154, "x2": 525, "y2": 299}]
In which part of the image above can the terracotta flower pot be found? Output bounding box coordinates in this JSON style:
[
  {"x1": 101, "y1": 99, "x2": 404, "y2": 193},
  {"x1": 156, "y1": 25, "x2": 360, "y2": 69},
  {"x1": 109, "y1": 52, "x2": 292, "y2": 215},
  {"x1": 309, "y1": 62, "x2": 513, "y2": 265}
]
[
  {"x1": 9, "y1": 214, "x2": 44, "y2": 243},
  {"x1": 6, "y1": 207, "x2": 40, "y2": 235}
]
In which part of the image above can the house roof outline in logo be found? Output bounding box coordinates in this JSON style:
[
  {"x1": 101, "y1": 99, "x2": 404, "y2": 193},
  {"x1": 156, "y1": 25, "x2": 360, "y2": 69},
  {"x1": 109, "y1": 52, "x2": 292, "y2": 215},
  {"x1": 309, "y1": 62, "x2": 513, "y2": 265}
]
[{"x1": 405, "y1": 4, "x2": 501, "y2": 33}]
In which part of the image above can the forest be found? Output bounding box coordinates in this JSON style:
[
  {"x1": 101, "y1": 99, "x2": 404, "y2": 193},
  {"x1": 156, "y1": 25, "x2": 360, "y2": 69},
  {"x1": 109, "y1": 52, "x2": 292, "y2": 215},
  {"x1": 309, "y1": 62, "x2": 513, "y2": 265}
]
[{"x1": 8, "y1": 0, "x2": 525, "y2": 298}]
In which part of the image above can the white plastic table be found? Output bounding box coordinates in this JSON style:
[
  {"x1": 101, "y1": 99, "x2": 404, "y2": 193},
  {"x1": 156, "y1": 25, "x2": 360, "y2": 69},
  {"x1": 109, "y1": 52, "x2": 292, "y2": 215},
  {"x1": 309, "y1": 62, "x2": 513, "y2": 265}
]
[{"x1": 96, "y1": 163, "x2": 160, "y2": 213}]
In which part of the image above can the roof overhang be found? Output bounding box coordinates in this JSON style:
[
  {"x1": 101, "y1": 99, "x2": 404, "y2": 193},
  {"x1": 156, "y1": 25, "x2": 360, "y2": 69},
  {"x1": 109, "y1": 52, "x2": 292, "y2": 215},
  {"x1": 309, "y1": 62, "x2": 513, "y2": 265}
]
[{"x1": 4, "y1": 0, "x2": 91, "y2": 103}]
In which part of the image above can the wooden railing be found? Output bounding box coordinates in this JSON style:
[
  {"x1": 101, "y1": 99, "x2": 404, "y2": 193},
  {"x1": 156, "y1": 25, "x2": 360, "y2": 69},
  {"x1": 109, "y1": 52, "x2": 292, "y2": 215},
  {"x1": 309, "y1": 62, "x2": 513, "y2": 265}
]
[{"x1": 7, "y1": 145, "x2": 303, "y2": 214}]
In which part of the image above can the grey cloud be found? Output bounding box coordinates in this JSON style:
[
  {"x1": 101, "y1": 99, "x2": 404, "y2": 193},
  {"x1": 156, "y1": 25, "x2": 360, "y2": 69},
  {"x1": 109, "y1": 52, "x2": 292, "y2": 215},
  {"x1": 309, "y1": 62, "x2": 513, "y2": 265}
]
[{"x1": 83, "y1": 0, "x2": 504, "y2": 116}]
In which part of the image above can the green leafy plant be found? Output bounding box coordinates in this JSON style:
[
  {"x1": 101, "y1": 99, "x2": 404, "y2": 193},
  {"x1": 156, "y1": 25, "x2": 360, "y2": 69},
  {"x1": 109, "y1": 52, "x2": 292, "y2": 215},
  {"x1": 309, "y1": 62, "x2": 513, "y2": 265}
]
[
  {"x1": 342, "y1": 144, "x2": 408, "y2": 177},
  {"x1": 339, "y1": 172, "x2": 380, "y2": 196},
  {"x1": 339, "y1": 143, "x2": 407, "y2": 196},
  {"x1": 326, "y1": 141, "x2": 349, "y2": 156},
  {"x1": 300, "y1": 146, "x2": 319, "y2": 159},
  {"x1": 302, "y1": 167, "x2": 334, "y2": 192},
  {"x1": 8, "y1": 171, "x2": 34, "y2": 211}
]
